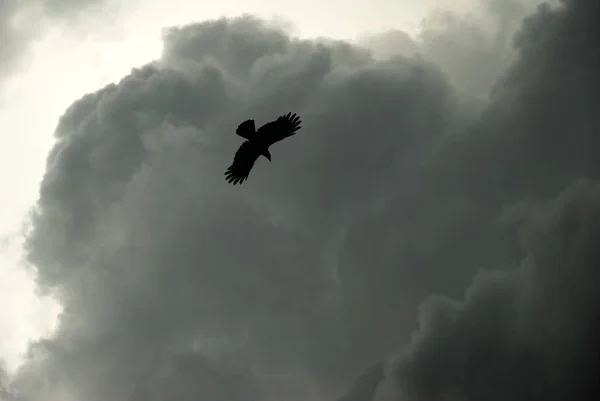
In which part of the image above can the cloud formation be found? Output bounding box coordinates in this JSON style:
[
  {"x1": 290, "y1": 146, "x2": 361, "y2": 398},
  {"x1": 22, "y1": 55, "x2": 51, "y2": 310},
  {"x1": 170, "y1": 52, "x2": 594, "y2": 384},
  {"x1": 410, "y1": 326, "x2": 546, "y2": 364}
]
[
  {"x1": 358, "y1": 0, "x2": 545, "y2": 96},
  {"x1": 6, "y1": 0, "x2": 600, "y2": 400},
  {"x1": 395, "y1": 179, "x2": 600, "y2": 401},
  {"x1": 0, "y1": 0, "x2": 111, "y2": 82}
]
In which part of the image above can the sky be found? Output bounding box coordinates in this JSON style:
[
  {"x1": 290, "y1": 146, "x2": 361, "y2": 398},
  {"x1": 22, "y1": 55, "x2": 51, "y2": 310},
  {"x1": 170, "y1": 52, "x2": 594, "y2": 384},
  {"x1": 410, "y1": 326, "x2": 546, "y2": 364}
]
[{"x1": 1, "y1": 0, "x2": 599, "y2": 400}]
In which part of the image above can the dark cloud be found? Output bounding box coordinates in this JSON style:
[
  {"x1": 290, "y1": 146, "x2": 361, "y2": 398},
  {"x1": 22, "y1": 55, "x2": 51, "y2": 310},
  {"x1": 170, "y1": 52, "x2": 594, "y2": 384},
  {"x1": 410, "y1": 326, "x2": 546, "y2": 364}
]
[
  {"x1": 0, "y1": 0, "x2": 111, "y2": 83},
  {"x1": 7, "y1": 0, "x2": 600, "y2": 400},
  {"x1": 394, "y1": 179, "x2": 600, "y2": 401},
  {"x1": 390, "y1": 0, "x2": 600, "y2": 400}
]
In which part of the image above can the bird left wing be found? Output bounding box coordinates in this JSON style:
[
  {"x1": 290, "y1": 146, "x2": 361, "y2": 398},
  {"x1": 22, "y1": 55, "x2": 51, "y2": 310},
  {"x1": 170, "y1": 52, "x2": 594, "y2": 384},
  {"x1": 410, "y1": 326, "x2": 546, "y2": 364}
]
[
  {"x1": 236, "y1": 119, "x2": 255, "y2": 140},
  {"x1": 224, "y1": 141, "x2": 260, "y2": 185},
  {"x1": 258, "y1": 112, "x2": 302, "y2": 146}
]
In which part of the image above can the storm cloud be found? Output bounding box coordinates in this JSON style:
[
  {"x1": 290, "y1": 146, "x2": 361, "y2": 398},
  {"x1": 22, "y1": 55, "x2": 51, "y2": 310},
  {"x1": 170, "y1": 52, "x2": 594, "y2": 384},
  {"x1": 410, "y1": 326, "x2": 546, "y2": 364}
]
[
  {"x1": 395, "y1": 179, "x2": 600, "y2": 401},
  {"x1": 5, "y1": 0, "x2": 600, "y2": 400}
]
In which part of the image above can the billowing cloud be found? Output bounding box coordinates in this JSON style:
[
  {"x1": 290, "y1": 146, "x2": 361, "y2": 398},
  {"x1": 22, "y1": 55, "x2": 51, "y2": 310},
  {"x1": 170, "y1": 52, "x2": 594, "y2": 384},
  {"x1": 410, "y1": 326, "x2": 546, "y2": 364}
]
[
  {"x1": 6, "y1": 0, "x2": 600, "y2": 400},
  {"x1": 358, "y1": 0, "x2": 547, "y2": 96},
  {"x1": 394, "y1": 179, "x2": 600, "y2": 401},
  {"x1": 391, "y1": 0, "x2": 600, "y2": 400}
]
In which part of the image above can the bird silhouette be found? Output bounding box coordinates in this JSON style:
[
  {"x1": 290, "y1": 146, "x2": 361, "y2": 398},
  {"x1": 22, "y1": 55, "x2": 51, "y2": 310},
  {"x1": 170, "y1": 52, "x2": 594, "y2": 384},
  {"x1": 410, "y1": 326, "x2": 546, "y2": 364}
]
[{"x1": 225, "y1": 112, "x2": 302, "y2": 185}]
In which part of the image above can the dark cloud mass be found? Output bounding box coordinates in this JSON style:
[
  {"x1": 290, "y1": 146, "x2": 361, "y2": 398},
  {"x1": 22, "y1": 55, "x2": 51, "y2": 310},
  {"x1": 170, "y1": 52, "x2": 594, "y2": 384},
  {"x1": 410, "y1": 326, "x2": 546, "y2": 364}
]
[
  {"x1": 395, "y1": 178, "x2": 600, "y2": 401},
  {"x1": 6, "y1": 0, "x2": 600, "y2": 400}
]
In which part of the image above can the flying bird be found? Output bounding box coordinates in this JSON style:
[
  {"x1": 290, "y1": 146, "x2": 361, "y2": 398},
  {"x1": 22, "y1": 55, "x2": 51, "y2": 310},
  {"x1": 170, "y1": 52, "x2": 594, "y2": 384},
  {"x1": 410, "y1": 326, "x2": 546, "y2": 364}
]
[{"x1": 225, "y1": 112, "x2": 302, "y2": 185}]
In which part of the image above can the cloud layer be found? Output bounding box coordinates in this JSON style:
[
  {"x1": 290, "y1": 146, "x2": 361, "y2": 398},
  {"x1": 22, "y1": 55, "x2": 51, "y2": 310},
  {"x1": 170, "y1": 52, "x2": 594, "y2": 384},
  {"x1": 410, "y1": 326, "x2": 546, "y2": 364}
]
[
  {"x1": 5, "y1": 0, "x2": 599, "y2": 400},
  {"x1": 0, "y1": 0, "x2": 112, "y2": 83}
]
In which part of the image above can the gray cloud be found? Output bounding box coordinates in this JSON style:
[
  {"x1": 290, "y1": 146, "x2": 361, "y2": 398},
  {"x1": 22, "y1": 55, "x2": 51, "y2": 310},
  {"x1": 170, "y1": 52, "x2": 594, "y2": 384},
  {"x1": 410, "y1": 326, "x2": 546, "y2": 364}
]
[
  {"x1": 390, "y1": 0, "x2": 600, "y2": 399},
  {"x1": 357, "y1": 0, "x2": 547, "y2": 97},
  {"x1": 394, "y1": 178, "x2": 600, "y2": 401},
  {"x1": 7, "y1": 0, "x2": 600, "y2": 400},
  {"x1": 1, "y1": 360, "x2": 13, "y2": 400},
  {"x1": 0, "y1": 0, "x2": 112, "y2": 83}
]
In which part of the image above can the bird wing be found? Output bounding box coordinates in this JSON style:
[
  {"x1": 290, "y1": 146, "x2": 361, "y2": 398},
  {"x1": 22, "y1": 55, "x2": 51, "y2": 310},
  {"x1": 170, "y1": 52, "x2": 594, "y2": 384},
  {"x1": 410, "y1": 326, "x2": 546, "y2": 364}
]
[
  {"x1": 224, "y1": 141, "x2": 260, "y2": 185},
  {"x1": 236, "y1": 119, "x2": 255, "y2": 140},
  {"x1": 257, "y1": 112, "x2": 302, "y2": 146}
]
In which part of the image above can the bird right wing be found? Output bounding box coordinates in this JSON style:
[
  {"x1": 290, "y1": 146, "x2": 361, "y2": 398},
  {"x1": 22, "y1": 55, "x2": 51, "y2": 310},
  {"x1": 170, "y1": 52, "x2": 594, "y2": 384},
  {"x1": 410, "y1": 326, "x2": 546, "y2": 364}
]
[
  {"x1": 236, "y1": 119, "x2": 256, "y2": 140},
  {"x1": 258, "y1": 112, "x2": 302, "y2": 146},
  {"x1": 224, "y1": 141, "x2": 260, "y2": 185}
]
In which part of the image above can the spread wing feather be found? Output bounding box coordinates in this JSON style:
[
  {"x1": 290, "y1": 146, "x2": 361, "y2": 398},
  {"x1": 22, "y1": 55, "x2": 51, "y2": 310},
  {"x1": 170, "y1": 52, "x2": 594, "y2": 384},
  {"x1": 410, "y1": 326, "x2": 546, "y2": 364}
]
[
  {"x1": 224, "y1": 141, "x2": 260, "y2": 185},
  {"x1": 236, "y1": 119, "x2": 255, "y2": 140},
  {"x1": 258, "y1": 112, "x2": 302, "y2": 146}
]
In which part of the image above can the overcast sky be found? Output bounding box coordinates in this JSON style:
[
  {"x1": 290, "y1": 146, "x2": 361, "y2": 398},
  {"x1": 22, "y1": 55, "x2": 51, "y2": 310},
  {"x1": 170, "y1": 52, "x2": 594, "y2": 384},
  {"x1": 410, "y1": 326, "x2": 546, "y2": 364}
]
[{"x1": 2, "y1": 0, "x2": 599, "y2": 401}]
